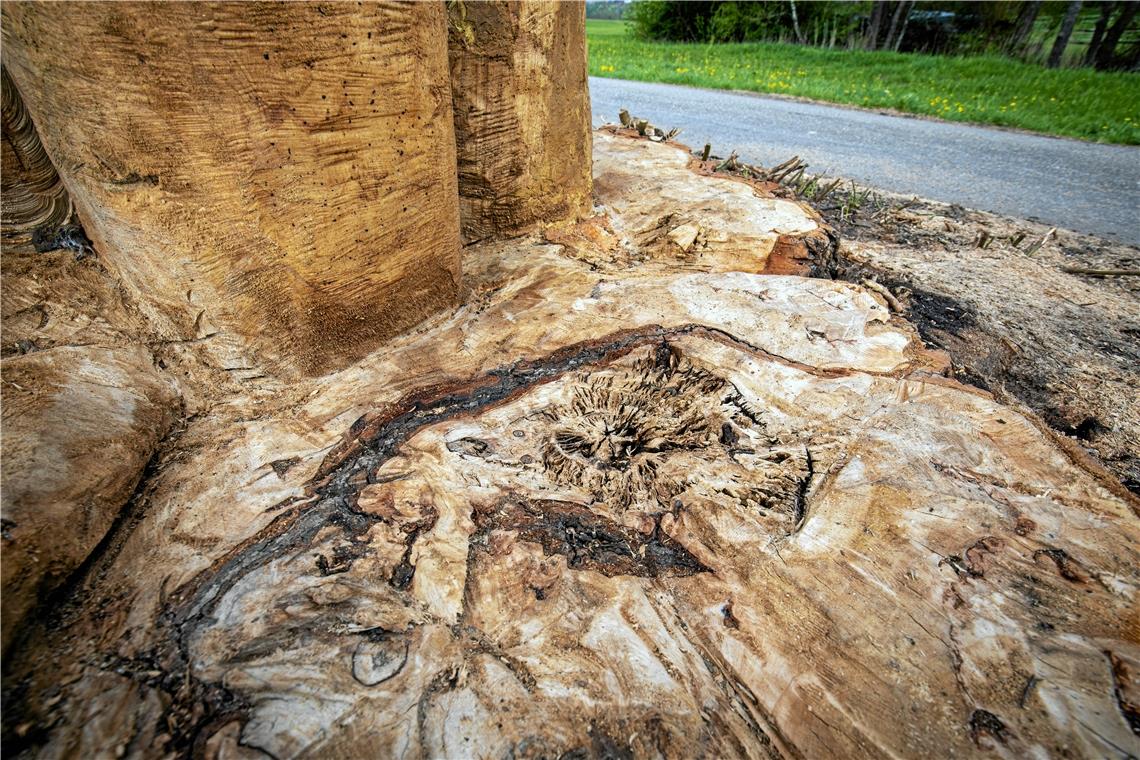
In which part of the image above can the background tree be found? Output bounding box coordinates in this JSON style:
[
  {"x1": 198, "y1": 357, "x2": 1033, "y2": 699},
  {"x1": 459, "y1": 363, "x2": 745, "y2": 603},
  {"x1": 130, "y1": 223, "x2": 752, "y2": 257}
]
[
  {"x1": 1008, "y1": 0, "x2": 1043, "y2": 53},
  {"x1": 865, "y1": 0, "x2": 887, "y2": 49},
  {"x1": 623, "y1": 0, "x2": 1140, "y2": 65},
  {"x1": 1048, "y1": 0, "x2": 1084, "y2": 67},
  {"x1": 1084, "y1": 1, "x2": 1115, "y2": 63},
  {"x1": 1094, "y1": 0, "x2": 1140, "y2": 69}
]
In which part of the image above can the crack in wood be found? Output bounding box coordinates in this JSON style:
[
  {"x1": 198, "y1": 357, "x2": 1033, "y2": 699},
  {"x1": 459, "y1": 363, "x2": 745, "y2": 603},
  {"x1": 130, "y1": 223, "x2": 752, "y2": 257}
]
[{"x1": 472, "y1": 497, "x2": 710, "y2": 578}]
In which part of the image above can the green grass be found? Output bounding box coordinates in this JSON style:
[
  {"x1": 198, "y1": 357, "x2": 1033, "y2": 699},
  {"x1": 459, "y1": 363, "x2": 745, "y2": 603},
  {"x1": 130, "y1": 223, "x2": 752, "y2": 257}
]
[{"x1": 587, "y1": 19, "x2": 1140, "y2": 145}]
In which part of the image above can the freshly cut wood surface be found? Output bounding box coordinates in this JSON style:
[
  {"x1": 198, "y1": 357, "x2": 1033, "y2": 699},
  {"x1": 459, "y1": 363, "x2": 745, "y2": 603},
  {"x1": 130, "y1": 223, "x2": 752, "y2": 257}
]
[
  {"x1": 1, "y1": 1, "x2": 461, "y2": 377},
  {"x1": 576, "y1": 129, "x2": 832, "y2": 275},
  {"x1": 449, "y1": 0, "x2": 593, "y2": 242},
  {"x1": 4, "y1": 135, "x2": 1136, "y2": 759}
]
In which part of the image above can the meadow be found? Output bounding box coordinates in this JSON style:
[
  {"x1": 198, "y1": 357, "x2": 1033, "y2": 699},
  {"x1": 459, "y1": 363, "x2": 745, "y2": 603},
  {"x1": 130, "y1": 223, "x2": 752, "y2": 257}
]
[{"x1": 587, "y1": 19, "x2": 1140, "y2": 145}]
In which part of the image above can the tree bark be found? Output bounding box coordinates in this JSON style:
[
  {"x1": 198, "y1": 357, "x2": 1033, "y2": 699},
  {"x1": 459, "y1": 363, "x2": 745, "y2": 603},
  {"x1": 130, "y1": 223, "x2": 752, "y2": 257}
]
[
  {"x1": 1047, "y1": 0, "x2": 1084, "y2": 68},
  {"x1": 448, "y1": 0, "x2": 593, "y2": 243},
  {"x1": 1095, "y1": 0, "x2": 1140, "y2": 69},
  {"x1": 884, "y1": 0, "x2": 906, "y2": 52},
  {"x1": 890, "y1": 0, "x2": 915, "y2": 51},
  {"x1": 789, "y1": 0, "x2": 806, "y2": 44},
  {"x1": 1, "y1": 2, "x2": 462, "y2": 378}
]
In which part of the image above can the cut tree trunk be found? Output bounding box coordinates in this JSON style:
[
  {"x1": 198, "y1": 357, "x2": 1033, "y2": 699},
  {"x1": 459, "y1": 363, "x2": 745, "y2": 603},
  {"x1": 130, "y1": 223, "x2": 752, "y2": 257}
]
[
  {"x1": 1, "y1": 2, "x2": 462, "y2": 378},
  {"x1": 448, "y1": 0, "x2": 593, "y2": 243},
  {"x1": 0, "y1": 345, "x2": 179, "y2": 657},
  {"x1": 3, "y1": 131, "x2": 1136, "y2": 760}
]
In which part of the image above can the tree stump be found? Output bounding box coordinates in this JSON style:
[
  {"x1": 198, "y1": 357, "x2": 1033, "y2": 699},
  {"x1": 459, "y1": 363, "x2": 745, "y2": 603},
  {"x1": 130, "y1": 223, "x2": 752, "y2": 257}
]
[{"x1": 3, "y1": 132, "x2": 1136, "y2": 760}]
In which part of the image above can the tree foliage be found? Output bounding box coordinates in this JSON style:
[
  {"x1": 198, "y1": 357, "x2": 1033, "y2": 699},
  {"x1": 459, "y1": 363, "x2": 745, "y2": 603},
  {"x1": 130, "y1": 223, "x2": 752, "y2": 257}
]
[
  {"x1": 624, "y1": 0, "x2": 1140, "y2": 67},
  {"x1": 585, "y1": 1, "x2": 628, "y2": 21}
]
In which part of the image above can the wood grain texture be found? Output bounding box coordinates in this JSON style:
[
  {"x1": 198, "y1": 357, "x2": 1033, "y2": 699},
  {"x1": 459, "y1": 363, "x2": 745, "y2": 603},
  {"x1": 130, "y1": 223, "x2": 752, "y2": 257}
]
[
  {"x1": 1, "y1": 1, "x2": 462, "y2": 377},
  {"x1": 1, "y1": 66, "x2": 73, "y2": 244},
  {"x1": 448, "y1": 0, "x2": 593, "y2": 243},
  {"x1": 0, "y1": 345, "x2": 179, "y2": 657}
]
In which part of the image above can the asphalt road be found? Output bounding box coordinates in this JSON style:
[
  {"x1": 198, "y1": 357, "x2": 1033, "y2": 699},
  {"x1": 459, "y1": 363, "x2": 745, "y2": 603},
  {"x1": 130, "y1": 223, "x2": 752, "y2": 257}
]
[{"x1": 590, "y1": 77, "x2": 1140, "y2": 245}]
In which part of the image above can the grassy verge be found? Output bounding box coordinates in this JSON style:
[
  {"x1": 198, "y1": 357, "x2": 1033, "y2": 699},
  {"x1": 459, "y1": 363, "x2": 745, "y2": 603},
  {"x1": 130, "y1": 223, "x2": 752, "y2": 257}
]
[{"x1": 587, "y1": 20, "x2": 1140, "y2": 145}]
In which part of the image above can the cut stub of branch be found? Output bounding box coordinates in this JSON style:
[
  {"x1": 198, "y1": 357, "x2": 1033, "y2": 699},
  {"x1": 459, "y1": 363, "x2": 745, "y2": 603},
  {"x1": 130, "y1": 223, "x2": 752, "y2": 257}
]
[
  {"x1": 715, "y1": 151, "x2": 740, "y2": 172},
  {"x1": 1024, "y1": 227, "x2": 1058, "y2": 256}
]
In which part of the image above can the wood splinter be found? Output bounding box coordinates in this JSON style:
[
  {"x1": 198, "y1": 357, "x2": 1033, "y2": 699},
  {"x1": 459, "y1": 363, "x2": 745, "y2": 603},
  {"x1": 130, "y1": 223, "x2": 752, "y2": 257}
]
[
  {"x1": 861, "y1": 278, "x2": 904, "y2": 312},
  {"x1": 1059, "y1": 266, "x2": 1140, "y2": 277}
]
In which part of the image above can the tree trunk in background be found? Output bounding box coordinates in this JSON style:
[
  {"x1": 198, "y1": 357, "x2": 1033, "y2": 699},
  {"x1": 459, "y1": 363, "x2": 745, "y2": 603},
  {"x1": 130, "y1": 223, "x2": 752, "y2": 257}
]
[
  {"x1": 448, "y1": 0, "x2": 593, "y2": 244},
  {"x1": 1008, "y1": 0, "x2": 1042, "y2": 54},
  {"x1": 889, "y1": 0, "x2": 915, "y2": 51},
  {"x1": 865, "y1": 0, "x2": 887, "y2": 50},
  {"x1": 1095, "y1": 0, "x2": 1140, "y2": 69},
  {"x1": 884, "y1": 0, "x2": 905, "y2": 51},
  {"x1": 1, "y1": 2, "x2": 462, "y2": 378},
  {"x1": 1084, "y1": 1, "x2": 1115, "y2": 64},
  {"x1": 1047, "y1": 0, "x2": 1083, "y2": 68},
  {"x1": 789, "y1": 0, "x2": 805, "y2": 44}
]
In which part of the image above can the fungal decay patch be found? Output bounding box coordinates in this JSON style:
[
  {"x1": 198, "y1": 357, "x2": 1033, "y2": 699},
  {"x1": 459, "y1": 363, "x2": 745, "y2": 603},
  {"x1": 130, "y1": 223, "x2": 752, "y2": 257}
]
[{"x1": 433, "y1": 343, "x2": 812, "y2": 538}]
